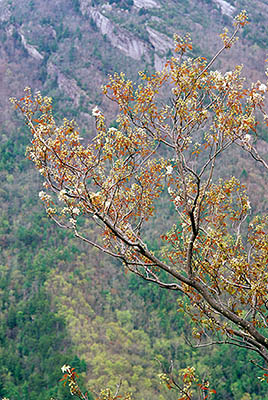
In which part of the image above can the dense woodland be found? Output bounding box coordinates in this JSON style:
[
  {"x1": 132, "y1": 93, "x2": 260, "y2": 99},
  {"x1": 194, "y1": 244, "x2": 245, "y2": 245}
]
[{"x1": 1, "y1": 0, "x2": 268, "y2": 399}]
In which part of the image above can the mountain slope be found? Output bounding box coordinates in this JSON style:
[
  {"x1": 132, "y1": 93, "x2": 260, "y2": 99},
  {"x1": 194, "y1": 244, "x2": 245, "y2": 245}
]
[{"x1": 1, "y1": 0, "x2": 268, "y2": 399}]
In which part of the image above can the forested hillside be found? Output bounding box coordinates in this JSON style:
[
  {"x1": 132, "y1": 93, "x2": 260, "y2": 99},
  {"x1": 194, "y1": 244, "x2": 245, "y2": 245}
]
[{"x1": 1, "y1": 0, "x2": 268, "y2": 399}]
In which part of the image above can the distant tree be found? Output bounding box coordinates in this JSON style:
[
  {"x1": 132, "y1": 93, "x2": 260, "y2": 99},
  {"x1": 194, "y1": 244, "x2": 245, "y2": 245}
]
[{"x1": 12, "y1": 9, "x2": 268, "y2": 388}]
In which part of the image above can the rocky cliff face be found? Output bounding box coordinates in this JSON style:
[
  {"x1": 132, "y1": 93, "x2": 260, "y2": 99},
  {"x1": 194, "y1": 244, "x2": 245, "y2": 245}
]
[
  {"x1": 133, "y1": 0, "x2": 160, "y2": 8},
  {"x1": 47, "y1": 62, "x2": 90, "y2": 107},
  {"x1": 146, "y1": 26, "x2": 173, "y2": 54},
  {"x1": 80, "y1": 2, "x2": 173, "y2": 68},
  {"x1": 19, "y1": 30, "x2": 44, "y2": 61},
  {"x1": 1, "y1": 0, "x2": 268, "y2": 130},
  {"x1": 214, "y1": 0, "x2": 235, "y2": 17},
  {"x1": 86, "y1": 7, "x2": 152, "y2": 61}
]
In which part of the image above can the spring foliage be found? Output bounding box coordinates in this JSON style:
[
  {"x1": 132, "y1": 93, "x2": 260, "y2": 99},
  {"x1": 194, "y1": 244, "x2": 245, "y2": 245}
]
[{"x1": 12, "y1": 9, "x2": 268, "y2": 381}]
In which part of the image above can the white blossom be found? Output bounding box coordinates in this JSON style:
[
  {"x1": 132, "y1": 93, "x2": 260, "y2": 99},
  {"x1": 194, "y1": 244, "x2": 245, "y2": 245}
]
[
  {"x1": 244, "y1": 134, "x2": 251, "y2": 143},
  {"x1": 72, "y1": 207, "x2": 80, "y2": 215},
  {"x1": 259, "y1": 83, "x2": 267, "y2": 93},
  {"x1": 92, "y1": 106, "x2": 101, "y2": 117},
  {"x1": 39, "y1": 191, "x2": 46, "y2": 199},
  {"x1": 131, "y1": 183, "x2": 139, "y2": 191},
  {"x1": 168, "y1": 187, "x2": 173, "y2": 195},
  {"x1": 69, "y1": 218, "x2": 76, "y2": 226},
  {"x1": 224, "y1": 71, "x2": 233, "y2": 79},
  {"x1": 46, "y1": 207, "x2": 56, "y2": 214},
  {"x1": 61, "y1": 364, "x2": 71, "y2": 373},
  {"x1": 210, "y1": 70, "x2": 223, "y2": 81},
  {"x1": 58, "y1": 189, "x2": 67, "y2": 201},
  {"x1": 39, "y1": 191, "x2": 52, "y2": 202},
  {"x1": 252, "y1": 92, "x2": 262, "y2": 102},
  {"x1": 166, "y1": 165, "x2": 173, "y2": 175},
  {"x1": 105, "y1": 137, "x2": 112, "y2": 144},
  {"x1": 108, "y1": 127, "x2": 117, "y2": 133}
]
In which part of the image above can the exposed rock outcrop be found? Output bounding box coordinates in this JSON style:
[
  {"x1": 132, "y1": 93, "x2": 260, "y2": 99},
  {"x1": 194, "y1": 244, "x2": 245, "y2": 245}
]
[
  {"x1": 19, "y1": 31, "x2": 44, "y2": 61},
  {"x1": 47, "y1": 62, "x2": 90, "y2": 107},
  {"x1": 154, "y1": 53, "x2": 166, "y2": 71},
  {"x1": 133, "y1": 0, "x2": 160, "y2": 9},
  {"x1": 85, "y1": 7, "x2": 152, "y2": 60},
  {"x1": 214, "y1": 0, "x2": 235, "y2": 17},
  {"x1": 146, "y1": 26, "x2": 173, "y2": 54}
]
